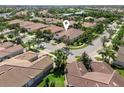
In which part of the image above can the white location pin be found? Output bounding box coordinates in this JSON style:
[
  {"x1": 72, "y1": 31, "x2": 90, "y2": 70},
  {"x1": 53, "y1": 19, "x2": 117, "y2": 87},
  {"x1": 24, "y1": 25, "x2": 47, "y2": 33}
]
[{"x1": 63, "y1": 20, "x2": 70, "y2": 31}]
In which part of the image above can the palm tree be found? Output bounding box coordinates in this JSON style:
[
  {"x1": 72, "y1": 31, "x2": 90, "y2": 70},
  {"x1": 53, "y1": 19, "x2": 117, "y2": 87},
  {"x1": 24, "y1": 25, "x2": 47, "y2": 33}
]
[
  {"x1": 107, "y1": 28, "x2": 114, "y2": 38},
  {"x1": 25, "y1": 40, "x2": 32, "y2": 50},
  {"x1": 0, "y1": 22, "x2": 7, "y2": 42},
  {"x1": 99, "y1": 46, "x2": 116, "y2": 64},
  {"x1": 50, "y1": 82, "x2": 55, "y2": 87},
  {"x1": 54, "y1": 49, "x2": 68, "y2": 73},
  {"x1": 80, "y1": 52, "x2": 92, "y2": 72},
  {"x1": 13, "y1": 28, "x2": 20, "y2": 39},
  {"x1": 44, "y1": 78, "x2": 50, "y2": 87},
  {"x1": 35, "y1": 30, "x2": 43, "y2": 43},
  {"x1": 101, "y1": 36, "x2": 109, "y2": 47}
]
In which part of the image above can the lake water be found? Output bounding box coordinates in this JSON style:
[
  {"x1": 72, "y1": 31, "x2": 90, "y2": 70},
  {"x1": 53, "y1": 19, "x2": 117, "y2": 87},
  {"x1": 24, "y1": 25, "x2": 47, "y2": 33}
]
[{"x1": 0, "y1": 13, "x2": 10, "y2": 18}]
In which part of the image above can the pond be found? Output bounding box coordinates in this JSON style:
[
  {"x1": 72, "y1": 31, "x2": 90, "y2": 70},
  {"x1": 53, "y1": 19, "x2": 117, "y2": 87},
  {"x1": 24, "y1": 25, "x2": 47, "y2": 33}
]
[{"x1": 0, "y1": 13, "x2": 11, "y2": 18}]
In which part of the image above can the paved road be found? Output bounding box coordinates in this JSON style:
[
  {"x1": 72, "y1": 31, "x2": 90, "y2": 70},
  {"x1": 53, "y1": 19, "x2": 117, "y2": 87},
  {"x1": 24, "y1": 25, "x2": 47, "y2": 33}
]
[
  {"x1": 39, "y1": 31, "x2": 110, "y2": 63},
  {"x1": 67, "y1": 31, "x2": 110, "y2": 63},
  {"x1": 42, "y1": 42, "x2": 66, "y2": 52}
]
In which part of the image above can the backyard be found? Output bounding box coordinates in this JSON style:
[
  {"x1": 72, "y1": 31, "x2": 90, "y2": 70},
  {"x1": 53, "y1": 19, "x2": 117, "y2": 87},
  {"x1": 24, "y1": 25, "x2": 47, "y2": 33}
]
[{"x1": 37, "y1": 70, "x2": 65, "y2": 87}]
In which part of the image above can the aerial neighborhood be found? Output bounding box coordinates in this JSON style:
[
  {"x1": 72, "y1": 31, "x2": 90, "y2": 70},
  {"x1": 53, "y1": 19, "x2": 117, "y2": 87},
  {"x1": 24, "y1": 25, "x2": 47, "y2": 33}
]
[{"x1": 0, "y1": 6, "x2": 124, "y2": 87}]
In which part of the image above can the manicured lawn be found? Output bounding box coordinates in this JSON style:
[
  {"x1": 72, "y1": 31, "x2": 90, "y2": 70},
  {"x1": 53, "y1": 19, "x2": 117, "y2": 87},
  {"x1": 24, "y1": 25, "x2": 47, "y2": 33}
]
[{"x1": 37, "y1": 70, "x2": 65, "y2": 87}]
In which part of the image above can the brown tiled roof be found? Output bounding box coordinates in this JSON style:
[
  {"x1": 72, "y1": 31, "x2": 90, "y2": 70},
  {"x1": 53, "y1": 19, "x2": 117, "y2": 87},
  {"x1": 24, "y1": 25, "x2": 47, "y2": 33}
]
[
  {"x1": 20, "y1": 21, "x2": 34, "y2": 27},
  {"x1": 56, "y1": 28, "x2": 83, "y2": 40},
  {"x1": 116, "y1": 46, "x2": 124, "y2": 63},
  {"x1": 9, "y1": 20, "x2": 48, "y2": 31},
  {"x1": 66, "y1": 62, "x2": 87, "y2": 77},
  {"x1": 2, "y1": 58, "x2": 32, "y2": 67},
  {"x1": 0, "y1": 51, "x2": 10, "y2": 58},
  {"x1": 109, "y1": 72, "x2": 124, "y2": 87},
  {"x1": 0, "y1": 65, "x2": 42, "y2": 87},
  {"x1": 82, "y1": 22, "x2": 96, "y2": 27},
  {"x1": 3, "y1": 45, "x2": 23, "y2": 53},
  {"x1": 25, "y1": 23, "x2": 48, "y2": 31},
  {"x1": 0, "y1": 55, "x2": 53, "y2": 87},
  {"x1": 31, "y1": 56, "x2": 53, "y2": 70},
  {"x1": 42, "y1": 25, "x2": 64, "y2": 33},
  {"x1": 8, "y1": 19, "x2": 24, "y2": 25},
  {"x1": 0, "y1": 42, "x2": 14, "y2": 49},
  {"x1": 43, "y1": 18, "x2": 62, "y2": 23},
  {"x1": 91, "y1": 62, "x2": 113, "y2": 74},
  {"x1": 66, "y1": 74, "x2": 108, "y2": 87},
  {"x1": 15, "y1": 51, "x2": 38, "y2": 62},
  {"x1": 82, "y1": 72, "x2": 112, "y2": 84},
  {"x1": 66, "y1": 62, "x2": 124, "y2": 87}
]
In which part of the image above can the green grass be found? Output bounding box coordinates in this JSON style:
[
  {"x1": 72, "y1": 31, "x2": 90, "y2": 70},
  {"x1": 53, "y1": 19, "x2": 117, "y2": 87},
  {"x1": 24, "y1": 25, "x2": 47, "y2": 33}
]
[
  {"x1": 37, "y1": 70, "x2": 65, "y2": 87},
  {"x1": 67, "y1": 44, "x2": 88, "y2": 50},
  {"x1": 112, "y1": 65, "x2": 124, "y2": 77},
  {"x1": 113, "y1": 68, "x2": 124, "y2": 77},
  {"x1": 95, "y1": 56, "x2": 103, "y2": 61}
]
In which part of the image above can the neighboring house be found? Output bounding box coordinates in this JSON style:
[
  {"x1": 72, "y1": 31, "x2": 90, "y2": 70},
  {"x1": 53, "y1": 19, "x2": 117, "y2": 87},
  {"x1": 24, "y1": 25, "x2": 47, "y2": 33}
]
[
  {"x1": 0, "y1": 56, "x2": 53, "y2": 87},
  {"x1": 113, "y1": 46, "x2": 124, "y2": 67},
  {"x1": 16, "y1": 10, "x2": 28, "y2": 17},
  {"x1": 0, "y1": 42, "x2": 14, "y2": 49},
  {"x1": 3, "y1": 45, "x2": 24, "y2": 58},
  {"x1": 66, "y1": 62, "x2": 124, "y2": 87},
  {"x1": 95, "y1": 17, "x2": 106, "y2": 22},
  {"x1": 54, "y1": 28, "x2": 83, "y2": 43},
  {"x1": 15, "y1": 51, "x2": 38, "y2": 62},
  {"x1": 8, "y1": 19, "x2": 48, "y2": 32},
  {"x1": 21, "y1": 22, "x2": 48, "y2": 32},
  {"x1": 8, "y1": 19, "x2": 24, "y2": 25},
  {"x1": 41, "y1": 25, "x2": 64, "y2": 33},
  {"x1": 0, "y1": 42, "x2": 24, "y2": 62},
  {"x1": 81, "y1": 22, "x2": 96, "y2": 28}
]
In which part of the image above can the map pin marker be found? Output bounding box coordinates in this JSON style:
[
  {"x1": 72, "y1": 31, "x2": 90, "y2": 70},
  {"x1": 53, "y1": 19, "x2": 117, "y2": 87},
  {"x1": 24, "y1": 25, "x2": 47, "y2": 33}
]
[{"x1": 63, "y1": 20, "x2": 70, "y2": 31}]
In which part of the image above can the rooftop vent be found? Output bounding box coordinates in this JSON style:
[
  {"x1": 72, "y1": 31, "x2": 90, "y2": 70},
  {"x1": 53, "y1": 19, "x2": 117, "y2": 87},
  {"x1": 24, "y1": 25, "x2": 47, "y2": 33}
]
[
  {"x1": 96, "y1": 83, "x2": 99, "y2": 87},
  {"x1": 113, "y1": 82, "x2": 118, "y2": 87}
]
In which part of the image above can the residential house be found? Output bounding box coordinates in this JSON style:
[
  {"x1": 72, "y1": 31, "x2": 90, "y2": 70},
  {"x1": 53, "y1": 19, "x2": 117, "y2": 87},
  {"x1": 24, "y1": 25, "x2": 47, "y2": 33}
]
[
  {"x1": 23, "y1": 23, "x2": 48, "y2": 32},
  {"x1": 54, "y1": 28, "x2": 83, "y2": 43},
  {"x1": 8, "y1": 19, "x2": 24, "y2": 25},
  {"x1": 81, "y1": 22, "x2": 96, "y2": 28},
  {"x1": 9, "y1": 19, "x2": 48, "y2": 32},
  {"x1": 0, "y1": 55, "x2": 53, "y2": 87},
  {"x1": 16, "y1": 10, "x2": 28, "y2": 17},
  {"x1": 15, "y1": 51, "x2": 38, "y2": 62},
  {"x1": 66, "y1": 62, "x2": 124, "y2": 87},
  {"x1": 0, "y1": 42, "x2": 24, "y2": 62},
  {"x1": 41, "y1": 25, "x2": 64, "y2": 33},
  {"x1": 113, "y1": 46, "x2": 124, "y2": 67}
]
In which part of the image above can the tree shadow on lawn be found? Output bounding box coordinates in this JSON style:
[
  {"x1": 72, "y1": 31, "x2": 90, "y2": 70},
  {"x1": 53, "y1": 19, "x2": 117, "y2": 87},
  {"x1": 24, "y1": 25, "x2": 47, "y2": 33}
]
[{"x1": 50, "y1": 69, "x2": 64, "y2": 78}]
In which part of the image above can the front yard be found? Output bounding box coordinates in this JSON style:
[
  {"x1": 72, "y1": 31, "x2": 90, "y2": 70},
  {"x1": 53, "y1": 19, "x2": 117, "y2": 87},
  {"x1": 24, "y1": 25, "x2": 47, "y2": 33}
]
[{"x1": 37, "y1": 70, "x2": 65, "y2": 87}]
